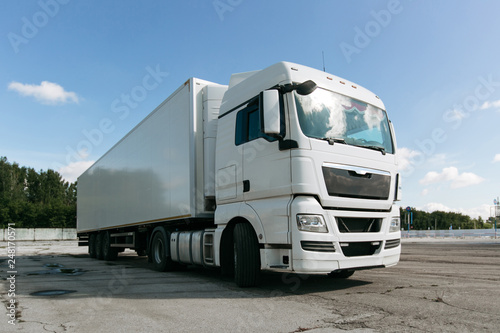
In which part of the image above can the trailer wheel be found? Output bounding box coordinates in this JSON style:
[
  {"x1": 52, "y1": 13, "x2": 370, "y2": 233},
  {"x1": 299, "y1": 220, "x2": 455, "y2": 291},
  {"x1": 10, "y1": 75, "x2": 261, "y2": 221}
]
[
  {"x1": 102, "y1": 231, "x2": 118, "y2": 261},
  {"x1": 95, "y1": 232, "x2": 104, "y2": 260},
  {"x1": 88, "y1": 234, "x2": 97, "y2": 258},
  {"x1": 151, "y1": 231, "x2": 175, "y2": 272},
  {"x1": 233, "y1": 223, "x2": 260, "y2": 287}
]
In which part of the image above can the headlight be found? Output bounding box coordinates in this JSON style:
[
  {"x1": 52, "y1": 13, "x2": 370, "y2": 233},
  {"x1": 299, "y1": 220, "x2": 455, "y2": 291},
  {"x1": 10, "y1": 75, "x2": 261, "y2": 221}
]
[
  {"x1": 389, "y1": 217, "x2": 400, "y2": 232},
  {"x1": 296, "y1": 214, "x2": 328, "y2": 233}
]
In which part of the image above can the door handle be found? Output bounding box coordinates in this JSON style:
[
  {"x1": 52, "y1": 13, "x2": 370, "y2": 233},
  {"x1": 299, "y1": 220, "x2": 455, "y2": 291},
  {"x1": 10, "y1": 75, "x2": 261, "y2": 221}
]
[{"x1": 243, "y1": 180, "x2": 250, "y2": 192}]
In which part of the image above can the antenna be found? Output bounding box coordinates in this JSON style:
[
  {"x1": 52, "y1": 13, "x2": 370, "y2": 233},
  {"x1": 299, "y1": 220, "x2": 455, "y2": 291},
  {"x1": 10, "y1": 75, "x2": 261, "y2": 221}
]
[{"x1": 322, "y1": 51, "x2": 326, "y2": 72}]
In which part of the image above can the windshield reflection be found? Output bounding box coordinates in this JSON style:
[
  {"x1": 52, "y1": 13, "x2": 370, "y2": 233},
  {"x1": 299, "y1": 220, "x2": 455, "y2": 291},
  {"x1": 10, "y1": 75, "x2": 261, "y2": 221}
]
[{"x1": 294, "y1": 88, "x2": 394, "y2": 154}]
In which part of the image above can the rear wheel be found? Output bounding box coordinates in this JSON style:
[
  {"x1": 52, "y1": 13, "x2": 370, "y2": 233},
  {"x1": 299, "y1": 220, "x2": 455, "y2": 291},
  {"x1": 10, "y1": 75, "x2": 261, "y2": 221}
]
[
  {"x1": 95, "y1": 232, "x2": 104, "y2": 260},
  {"x1": 151, "y1": 231, "x2": 176, "y2": 272},
  {"x1": 88, "y1": 234, "x2": 97, "y2": 258},
  {"x1": 136, "y1": 249, "x2": 147, "y2": 256},
  {"x1": 233, "y1": 223, "x2": 260, "y2": 287},
  {"x1": 102, "y1": 231, "x2": 118, "y2": 261}
]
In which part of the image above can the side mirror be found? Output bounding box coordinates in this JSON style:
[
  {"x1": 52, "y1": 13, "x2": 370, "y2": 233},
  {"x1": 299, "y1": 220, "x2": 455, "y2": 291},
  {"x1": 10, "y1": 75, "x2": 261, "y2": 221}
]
[
  {"x1": 296, "y1": 80, "x2": 317, "y2": 95},
  {"x1": 261, "y1": 90, "x2": 281, "y2": 137}
]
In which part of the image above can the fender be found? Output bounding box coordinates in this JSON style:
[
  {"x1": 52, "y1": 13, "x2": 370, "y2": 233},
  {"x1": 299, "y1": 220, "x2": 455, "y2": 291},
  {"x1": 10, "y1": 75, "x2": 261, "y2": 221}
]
[{"x1": 215, "y1": 202, "x2": 266, "y2": 243}]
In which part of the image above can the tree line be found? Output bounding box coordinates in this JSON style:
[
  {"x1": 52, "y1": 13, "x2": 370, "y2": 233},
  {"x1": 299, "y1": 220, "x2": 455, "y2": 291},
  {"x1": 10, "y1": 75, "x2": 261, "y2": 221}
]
[
  {"x1": 0, "y1": 157, "x2": 76, "y2": 228},
  {"x1": 0, "y1": 156, "x2": 494, "y2": 230},
  {"x1": 399, "y1": 207, "x2": 493, "y2": 230}
]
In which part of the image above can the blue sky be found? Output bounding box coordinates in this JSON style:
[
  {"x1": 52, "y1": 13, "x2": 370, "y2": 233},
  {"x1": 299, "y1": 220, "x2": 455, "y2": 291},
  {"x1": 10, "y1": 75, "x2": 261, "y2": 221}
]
[{"x1": 1, "y1": 0, "x2": 499, "y2": 219}]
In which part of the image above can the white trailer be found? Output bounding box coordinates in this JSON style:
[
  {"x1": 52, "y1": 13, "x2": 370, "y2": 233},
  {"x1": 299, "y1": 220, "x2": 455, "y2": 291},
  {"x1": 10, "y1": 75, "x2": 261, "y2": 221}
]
[{"x1": 77, "y1": 62, "x2": 401, "y2": 287}]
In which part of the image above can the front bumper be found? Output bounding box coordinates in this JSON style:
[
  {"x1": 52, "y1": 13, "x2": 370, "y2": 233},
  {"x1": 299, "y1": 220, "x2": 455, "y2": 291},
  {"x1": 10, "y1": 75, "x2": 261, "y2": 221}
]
[{"x1": 290, "y1": 196, "x2": 401, "y2": 274}]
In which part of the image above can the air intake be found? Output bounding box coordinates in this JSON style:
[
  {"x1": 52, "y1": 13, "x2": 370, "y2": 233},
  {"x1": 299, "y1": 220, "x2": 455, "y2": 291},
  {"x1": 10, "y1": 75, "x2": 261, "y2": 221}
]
[
  {"x1": 301, "y1": 241, "x2": 336, "y2": 252},
  {"x1": 384, "y1": 239, "x2": 400, "y2": 249}
]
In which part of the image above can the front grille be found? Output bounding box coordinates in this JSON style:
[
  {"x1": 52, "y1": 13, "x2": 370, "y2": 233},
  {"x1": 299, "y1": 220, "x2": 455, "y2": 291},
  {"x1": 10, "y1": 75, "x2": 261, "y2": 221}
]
[
  {"x1": 336, "y1": 217, "x2": 382, "y2": 233},
  {"x1": 322, "y1": 165, "x2": 391, "y2": 200},
  {"x1": 384, "y1": 239, "x2": 400, "y2": 249},
  {"x1": 301, "y1": 241, "x2": 336, "y2": 252},
  {"x1": 340, "y1": 241, "x2": 381, "y2": 257}
]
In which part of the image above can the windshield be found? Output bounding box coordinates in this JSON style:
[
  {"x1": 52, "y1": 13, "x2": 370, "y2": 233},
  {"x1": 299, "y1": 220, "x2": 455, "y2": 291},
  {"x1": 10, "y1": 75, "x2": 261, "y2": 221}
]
[{"x1": 294, "y1": 88, "x2": 394, "y2": 154}]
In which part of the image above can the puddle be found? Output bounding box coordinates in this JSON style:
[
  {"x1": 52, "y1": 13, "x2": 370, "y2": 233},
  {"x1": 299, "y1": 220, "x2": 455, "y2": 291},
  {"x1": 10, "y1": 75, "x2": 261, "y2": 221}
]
[
  {"x1": 27, "y1": 266, "x2": 84, "y2": 276},
  {"x1": 58, "y1": 268, "x2": 83, "y2": 275},
  {"x1": 30, "y1": 290, "x2": 77, "y2": 296},
  {"x1": 44, "y1": 263, "x2": 64, "y2": 268}
]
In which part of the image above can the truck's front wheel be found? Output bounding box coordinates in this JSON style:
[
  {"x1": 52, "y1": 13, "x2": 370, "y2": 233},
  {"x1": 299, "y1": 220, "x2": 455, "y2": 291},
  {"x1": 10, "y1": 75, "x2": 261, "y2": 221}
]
[{"x1": 233, "y1": 223, "x2": 260, "y2": 287}]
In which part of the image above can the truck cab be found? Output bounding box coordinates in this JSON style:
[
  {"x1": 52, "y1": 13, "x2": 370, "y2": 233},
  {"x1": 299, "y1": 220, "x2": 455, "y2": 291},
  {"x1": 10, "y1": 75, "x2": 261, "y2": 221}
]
[{"x1": 214, "y1": 62, "x2": 401, "y2": 284}]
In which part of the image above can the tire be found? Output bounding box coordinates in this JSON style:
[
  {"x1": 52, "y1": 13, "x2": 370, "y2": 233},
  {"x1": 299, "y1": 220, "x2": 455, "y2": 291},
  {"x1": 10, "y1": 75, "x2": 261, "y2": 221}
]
[
  {"x1": 233, "y1": 223, "x2": 260, "y2": 287},
  {"x1": 102, "y1": 231, "x2": 118, "y2": 261},
  {"x1": 220, "y1": 228, "x2": 235, "y2": 277},
  {"x1": 95, "y1": 232, "x2": 104, "y2": 260},
  {"x1": 151, "y1": 231, "x2": 176, "y2": 272},
  {"x1": 328, "y1": 270, "x2": 355, "y2": 279},
  {"x1": 88, "y1": 234, "x2": 97, "y2": 258},
  {"x1": 136, "y1": 249, "x2": 147, "y2": 256}
]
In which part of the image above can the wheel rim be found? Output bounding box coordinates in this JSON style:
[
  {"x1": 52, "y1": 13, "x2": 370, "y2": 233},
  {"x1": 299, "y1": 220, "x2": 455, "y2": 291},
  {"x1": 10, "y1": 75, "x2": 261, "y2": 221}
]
[{"x1": 154, "y1": 237, "x2": 164, "y2": 264}]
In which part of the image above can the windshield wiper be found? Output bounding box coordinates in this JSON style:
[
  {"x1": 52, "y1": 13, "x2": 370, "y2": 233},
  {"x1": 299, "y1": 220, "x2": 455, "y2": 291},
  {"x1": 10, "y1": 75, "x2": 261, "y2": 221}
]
[
  {"x1": 321, "y1": 137, "x2": 347, "y2": 145},
  {"x1": 353, "y1": 144, "x2": 386, "y2": 155}
]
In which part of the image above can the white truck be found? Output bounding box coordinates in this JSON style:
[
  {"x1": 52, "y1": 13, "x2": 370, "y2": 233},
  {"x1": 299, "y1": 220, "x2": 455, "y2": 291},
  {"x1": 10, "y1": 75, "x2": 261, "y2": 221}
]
[{"x1": 77, "y1": 62, "x2": 401, "y2": 287}]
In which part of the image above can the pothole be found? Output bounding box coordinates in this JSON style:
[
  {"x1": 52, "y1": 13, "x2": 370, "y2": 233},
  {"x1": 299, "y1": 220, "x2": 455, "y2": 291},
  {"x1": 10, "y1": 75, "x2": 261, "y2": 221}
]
[{"x1": 27, "y1": 264, "x2": 84, "y2": 276}]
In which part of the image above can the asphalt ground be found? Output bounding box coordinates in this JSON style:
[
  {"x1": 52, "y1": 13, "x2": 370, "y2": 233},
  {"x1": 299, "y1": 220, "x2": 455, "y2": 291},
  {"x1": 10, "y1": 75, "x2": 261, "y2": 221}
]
[{"x1": 1, "y1": 239, "x2": 500, "y2": 332}]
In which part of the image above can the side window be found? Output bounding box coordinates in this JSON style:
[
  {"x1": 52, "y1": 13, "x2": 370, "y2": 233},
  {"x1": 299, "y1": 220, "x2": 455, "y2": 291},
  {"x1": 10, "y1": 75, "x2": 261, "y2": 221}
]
[
  {"x1": 247, "y1": 109, "x2": 260, "y2": 141},
  {"x1": 235, "y1": 95, "x2": 281, "y2": 146}
]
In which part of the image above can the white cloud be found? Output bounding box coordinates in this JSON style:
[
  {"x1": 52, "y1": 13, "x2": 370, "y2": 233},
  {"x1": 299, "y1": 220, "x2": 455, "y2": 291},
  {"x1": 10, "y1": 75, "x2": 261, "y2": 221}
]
[
  {"x1": 446, "y1": 108, "x2": 468, "y2": 120},
  {"x1": 480, "y1": 99, "x2": 500, "y2": 110},
  {"x1": 419, "y1": 166, "x2": 484, "y2": 189},
  {"x1": 397, "y1": 147, "x2": 421, "y2": 172},
  {"x1": 427, "y1": 153, "x2": 447, "y2": 166},
  {"x1": 8, "y1": 81, "x2": 79, "y2": 105},
  {"x1": 418, "y1": 203, "x2": 491, "y2": 219},
  {"x1": 58, "y1": 160, "x2": 94, "y2": 183},
  {"x1": 451, "y1": 172, "x2": 485, "y2": 189},
  {"x1": 421, "y1": 189, "x2": 429, "y2": 196},
  {"x1": 419, "y1": 202, "x2": 452, "y2": 213},
  {"x1": 420, "y1": 166, "x2": 458, "y2": 185},
  {"x1": 493, "y1": 154, "x2": 500, "y2": 163}
]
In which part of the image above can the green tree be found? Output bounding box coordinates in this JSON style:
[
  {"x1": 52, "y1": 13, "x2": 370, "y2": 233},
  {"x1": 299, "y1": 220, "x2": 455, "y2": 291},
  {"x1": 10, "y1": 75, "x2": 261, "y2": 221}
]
[{"x1": 0, "y1": 157, "x2": 77, "y2": 228}]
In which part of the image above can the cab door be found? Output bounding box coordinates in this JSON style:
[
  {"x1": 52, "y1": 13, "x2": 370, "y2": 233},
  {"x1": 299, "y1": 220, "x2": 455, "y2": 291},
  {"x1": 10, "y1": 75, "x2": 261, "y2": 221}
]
[{"x1": 236, "y1": 93, "x2": 292, "y2": 244}]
